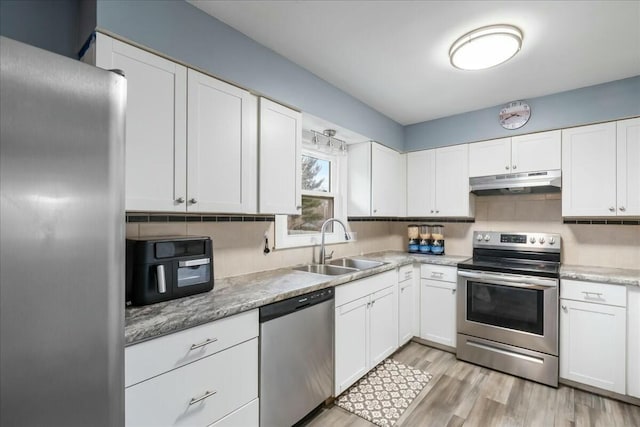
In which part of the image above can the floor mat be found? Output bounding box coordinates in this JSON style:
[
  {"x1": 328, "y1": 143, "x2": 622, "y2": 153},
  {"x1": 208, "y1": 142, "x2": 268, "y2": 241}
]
[{"x1": 335, "y1": 358, "x2": 432, "y2": 426}]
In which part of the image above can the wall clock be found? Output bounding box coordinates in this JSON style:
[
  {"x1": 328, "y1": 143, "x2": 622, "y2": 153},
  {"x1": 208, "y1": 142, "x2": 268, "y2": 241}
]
[{"x1": 499, "y1": 100, "x2": 531, "y2": 130}]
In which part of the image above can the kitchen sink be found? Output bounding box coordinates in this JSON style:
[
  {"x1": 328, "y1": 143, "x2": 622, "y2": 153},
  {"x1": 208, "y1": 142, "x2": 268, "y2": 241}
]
[
  {"x1": 292, "y1": 264, "x2": 359, "y2": 276},
  {"x1": 328, "y1": 258, "x2": 386, "y2": 270}
]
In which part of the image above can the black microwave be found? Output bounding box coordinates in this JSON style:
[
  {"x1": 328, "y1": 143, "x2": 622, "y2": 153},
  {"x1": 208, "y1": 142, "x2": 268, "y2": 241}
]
[{"x1": 126, "y1": 236, "x2": 214, "y2": 306}]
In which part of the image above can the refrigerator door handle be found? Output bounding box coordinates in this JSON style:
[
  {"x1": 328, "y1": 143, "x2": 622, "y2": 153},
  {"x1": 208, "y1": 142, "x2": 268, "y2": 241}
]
[{"x1": 156, "y1": 265, "x2": 167, "y2": 294}]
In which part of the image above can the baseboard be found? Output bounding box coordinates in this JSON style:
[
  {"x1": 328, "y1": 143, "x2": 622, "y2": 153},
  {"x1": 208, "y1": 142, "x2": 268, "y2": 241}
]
[
  {"x1": 411, "y1": 337, "x2": 456, "y2": 354},
  {"x1": 559, "y1": 378, "x2": 640, "y2": 407}
]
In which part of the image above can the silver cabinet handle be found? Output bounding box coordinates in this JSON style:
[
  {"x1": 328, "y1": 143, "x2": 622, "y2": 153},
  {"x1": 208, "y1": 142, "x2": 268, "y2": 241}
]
[
  {"x1": 430, "y1": 210, "x2": 434, "y2": 213},
  {"x1": 609, "y1": 207, "x2": 615, "y2": 212},
  {"x1": 189, "y1": 337, "x2": 218, "y2": 351},
  {"x1": 296, "y1": 205, "x2": 302, "y2": 209},
  {"x1": 431, "y1": 271, "x2": 444, "y2": 278},
  {"x1": 176, "y1": 197, "x2": 185, "y2": 204},
  {"x1": 512, "y1": 165, "x2": 517, "y2": 169},
  {"x1": 619, "y1": 206, "x2": 626, "y2": 212},
  {"x1": 189, "y1": 390, "x2": 217, "y2": 406},
  {"x1": 156, "y1": 265, "x2": 166, "y2": 294},
  {"x1": 561, "y1": 305, "x2": 567, "y2": 311},
  {"x1": 189, "y1": 198, "x2": 197, "y2": 204},
  {"x1": 435, "y1": 210, "x2": 440, "y2": 214},
  {"x1": 582, "y1": 291, "x2": 603, "y2": 298},
  {"x1": 452, "y1": 288, "x2": 456, "y2": 294},
  {"x1": 505, "y1": 165, "x2": 509, "y2": 170},
  {"x1": 179, "y1": 258, "x2": 210, "y2": 268},
  {"x1": 373, "y1": 209, "x2": 378, "y2": 213}
]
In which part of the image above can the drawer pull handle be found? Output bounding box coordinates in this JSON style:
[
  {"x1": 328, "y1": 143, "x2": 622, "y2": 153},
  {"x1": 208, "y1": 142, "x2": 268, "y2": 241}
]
[
  {"x1": 431, "y1": 272, "x2": 444, "y2": 277},
  {"x1": 189, "y1": 338, "x2": 218, "y2": 351},
  {"x1": 189, "y1": 390, "x2": 217, "y2": 406},
  {"x1": 582, "y1": 291, "x2": 603, "y2": 298}
]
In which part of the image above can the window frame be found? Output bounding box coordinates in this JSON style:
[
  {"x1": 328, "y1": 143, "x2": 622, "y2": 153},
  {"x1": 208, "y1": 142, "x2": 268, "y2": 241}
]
[{"x1": 274, "y1": 148, "x2": 349, "y2": 249}]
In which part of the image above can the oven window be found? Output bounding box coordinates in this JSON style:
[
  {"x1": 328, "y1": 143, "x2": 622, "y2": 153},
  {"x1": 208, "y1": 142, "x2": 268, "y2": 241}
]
[{"x1": 467, "y1": 281, "x2": 543, "y2": 335}]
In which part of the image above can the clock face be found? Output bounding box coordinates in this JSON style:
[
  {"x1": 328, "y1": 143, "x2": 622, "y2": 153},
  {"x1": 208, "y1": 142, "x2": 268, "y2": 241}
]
[{"x1": 499, "y1": 101, "x2": 531, "y2": 130}]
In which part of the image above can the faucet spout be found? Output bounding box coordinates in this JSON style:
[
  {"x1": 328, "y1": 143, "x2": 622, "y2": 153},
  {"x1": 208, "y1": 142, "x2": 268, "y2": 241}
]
[{"x1": 319, "y1": 218, "x2": 350, "y2": 264}]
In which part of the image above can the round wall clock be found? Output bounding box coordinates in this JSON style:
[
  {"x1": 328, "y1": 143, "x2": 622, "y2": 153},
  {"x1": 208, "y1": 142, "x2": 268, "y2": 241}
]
[{"x1": 499, "y1": 100, "x2": 531, "y2": 130}]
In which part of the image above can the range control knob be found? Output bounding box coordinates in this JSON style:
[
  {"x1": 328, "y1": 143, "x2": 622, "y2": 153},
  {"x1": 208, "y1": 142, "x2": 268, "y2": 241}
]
[
  {"x1": 476, "y1": 234, "x2": 484, "y2": 242},
  {"x1": 549, "y1": 237, "x2": 556, "y2": 245},
  {"x1": 529, "y1": 236, "x2": 536, "y2": 244},
  {"x1": 538, "y1": 237, "x2": 545, "y2": 244},
  {"x1": 483, "y1": 234, "x2": 491, "y2": 242}
]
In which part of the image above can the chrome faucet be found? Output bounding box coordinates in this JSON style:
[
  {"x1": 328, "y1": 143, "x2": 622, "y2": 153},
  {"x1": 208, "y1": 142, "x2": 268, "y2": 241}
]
[{"x1": 319, "y1": 218, "x2": 350, "y2": 264}]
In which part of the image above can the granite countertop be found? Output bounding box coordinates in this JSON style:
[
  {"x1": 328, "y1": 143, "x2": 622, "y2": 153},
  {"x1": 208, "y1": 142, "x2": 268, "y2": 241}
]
[
  {"x1": 560, "y1": 264, "x2": 640, "y2": 287},
  {"x1": 124, "y1": 251, "x2": 469, "y2": 346}
]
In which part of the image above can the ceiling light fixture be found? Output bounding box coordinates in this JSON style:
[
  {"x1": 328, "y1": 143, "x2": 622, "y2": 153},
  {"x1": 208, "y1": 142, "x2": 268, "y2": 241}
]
[{"x1": 449, "y1": 24, "x2": 523, "y2": 71}]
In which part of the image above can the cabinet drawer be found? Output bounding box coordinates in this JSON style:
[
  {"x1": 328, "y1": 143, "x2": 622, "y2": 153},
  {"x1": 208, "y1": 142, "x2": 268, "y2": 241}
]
[
  {"x1": 335, "y1": 270, "x2": 396, "y2": 307},
  {"x1": 420, "y1": 264, "x2": 456, "y2": 282},
  {"x1": 208, "y1": 398, "x2": 258, "y2": 427},
  {"x1": 398, "y1": 264, "x2": 413, "y2": 282},
  {"x1": 560, "y1": 279, "x2": 626, "y2": 307},
  {"x1": 126, "y1": 338, "x2": 258, "y2": 427},
  {"x1": 126, "y1": 309, "x2": 258, "y2": 387}
]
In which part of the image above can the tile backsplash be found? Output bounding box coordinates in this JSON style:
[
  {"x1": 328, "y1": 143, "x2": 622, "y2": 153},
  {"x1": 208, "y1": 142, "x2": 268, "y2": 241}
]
[{"x1": 125, "y1": 193, "x2": 639, "y2": 278}]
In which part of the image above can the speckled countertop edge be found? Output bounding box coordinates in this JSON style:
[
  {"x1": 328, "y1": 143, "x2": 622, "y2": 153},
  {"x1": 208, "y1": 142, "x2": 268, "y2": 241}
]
[
  {"x1": 560, "y1": 264, "x2": 640, "y2": 287},
  {"x1": 124, "y1": 251, "x2": 469, "y2": 346}
]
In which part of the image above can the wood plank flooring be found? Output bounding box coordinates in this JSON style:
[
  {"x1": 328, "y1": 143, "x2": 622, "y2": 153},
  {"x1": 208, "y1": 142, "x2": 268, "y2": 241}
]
[{"x1": 303, "y1": 342, "x2": 640, "y2": 427}]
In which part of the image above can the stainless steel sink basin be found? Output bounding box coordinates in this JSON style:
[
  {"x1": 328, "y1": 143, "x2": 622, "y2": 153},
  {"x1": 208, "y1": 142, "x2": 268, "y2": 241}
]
[
  {"x1": 328, "y1": 258, "x2": 386, "y2": 270},
  {"x1": 292, "y1": 264, "x2": 359, "y2": 276}
]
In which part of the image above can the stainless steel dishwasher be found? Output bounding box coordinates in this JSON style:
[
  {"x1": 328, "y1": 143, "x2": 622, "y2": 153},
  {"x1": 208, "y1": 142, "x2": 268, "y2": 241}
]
[{"x1": 259, "y1": 288, "x2": 334, "y2": 427}]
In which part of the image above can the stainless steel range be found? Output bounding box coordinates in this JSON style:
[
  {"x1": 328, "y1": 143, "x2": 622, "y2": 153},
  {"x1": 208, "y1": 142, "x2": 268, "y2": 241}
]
[{"x1": 456, "y1": 231, "x2": 561, "y2": 387}]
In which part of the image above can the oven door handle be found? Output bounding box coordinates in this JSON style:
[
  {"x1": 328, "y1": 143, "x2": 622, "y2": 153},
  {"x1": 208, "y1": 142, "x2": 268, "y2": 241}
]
[{"x1": 457, "y1": 270, "x2": 557, "y2": 288}]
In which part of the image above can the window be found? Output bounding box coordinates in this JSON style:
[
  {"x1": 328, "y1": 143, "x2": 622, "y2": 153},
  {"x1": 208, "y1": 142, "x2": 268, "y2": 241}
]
[{"x1": 275, "y1": 148, "x2": 348, "y2": 248}]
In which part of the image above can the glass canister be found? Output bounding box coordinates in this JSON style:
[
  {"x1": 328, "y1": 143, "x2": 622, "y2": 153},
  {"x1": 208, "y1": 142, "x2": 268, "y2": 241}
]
[
  {"x1": 419, "y1": 224, "x2": 431, "y2": 253},
  {"x1": 407, "y1": 224, "x2": 419, "y2": 253},
  {"x1": 430, "y1": 224, "x2": 445, "y2": 255}
]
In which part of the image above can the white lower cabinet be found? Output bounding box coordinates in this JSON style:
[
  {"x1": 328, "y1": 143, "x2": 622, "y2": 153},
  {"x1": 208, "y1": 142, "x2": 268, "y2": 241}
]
[
  {"x1": 560, "y1": 280, "x2": 626, "y2": 394},
  {"x1": 335, "y1": 270, "x2": 398, "y2": 395},
  {"x1": 125, "y1": 310, "x2": 259, "y2": 427},
  {"x1": 627, "y1": 287, "x2": 640, "y2": 398},
  {"x1": 420, "y1": 265, "x2": 457, "y2": 348},
  {"x1": 398, "y1": 265, "x2": 418, "y2": 346}
]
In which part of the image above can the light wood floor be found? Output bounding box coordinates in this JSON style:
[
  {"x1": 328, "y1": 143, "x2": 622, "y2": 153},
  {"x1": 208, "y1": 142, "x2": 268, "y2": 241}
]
[{"x1": 303, "y1": 342, "x2": 640, "y2": 427}]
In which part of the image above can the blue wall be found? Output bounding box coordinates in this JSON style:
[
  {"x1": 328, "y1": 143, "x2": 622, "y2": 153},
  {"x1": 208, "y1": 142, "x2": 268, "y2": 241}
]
[
  {"x1": 405, "y1": 76, "x2": 640, "y2": 151},
  {"x1": 0, "y1": 0, "x2": 79, "y2": 58},
  {"x1": 95, "y1": 0, "x2": 405, "y2": 151}
]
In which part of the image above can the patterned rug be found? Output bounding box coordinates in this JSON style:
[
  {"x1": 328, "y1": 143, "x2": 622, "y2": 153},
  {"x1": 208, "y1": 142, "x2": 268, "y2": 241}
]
[{"x1": 335, "y1": 358, "x2": 432, "y2": 426}]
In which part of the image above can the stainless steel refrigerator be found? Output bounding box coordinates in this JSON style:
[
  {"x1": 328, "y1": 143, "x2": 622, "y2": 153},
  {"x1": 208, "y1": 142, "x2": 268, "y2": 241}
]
[{"x1": 0, "y1": 36, "x2": 126, "y2": 426}]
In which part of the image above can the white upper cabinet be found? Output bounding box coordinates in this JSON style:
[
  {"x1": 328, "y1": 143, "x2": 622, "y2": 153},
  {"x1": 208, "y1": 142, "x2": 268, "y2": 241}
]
[
  {"x1": 94, "y1": 34, "x2": 259, "y2": 214},
  {"x1": 187, "y1": 69, "x2": 257, "y2": 213},
  {"x1": 562, "y1": 120, "x2": 639, "y2": 217},
  {"x1": 95, "y1": 33, "x2": 187, "y2": 212},
  {"x1": 407, "y1": 145, "x2": 474, "y2": 217},
  {"x1": 258, "y1": 98, "x2": 302, "y2": 214},
  {"x1": 616, "y1": 117, "x2": 640, "y2": 216},
  {"x1": 348, "y1": 142, "x2": 406, "y2": 217},
  {"x1": 371, "y1": 143, "x2": 406, "y2": 216},
  {"x1": 469, "y1": 130, "x2": 561, "y2": 177}
]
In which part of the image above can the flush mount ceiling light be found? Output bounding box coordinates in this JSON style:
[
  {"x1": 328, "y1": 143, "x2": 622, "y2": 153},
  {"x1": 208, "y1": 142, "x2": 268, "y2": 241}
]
[{"x1": 449, "y1": 24, "x2": 523, "y2": 71}]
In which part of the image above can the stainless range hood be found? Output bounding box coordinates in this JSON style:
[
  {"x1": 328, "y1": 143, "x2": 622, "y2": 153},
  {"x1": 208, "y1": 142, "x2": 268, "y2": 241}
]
[{"x1": 470, "y1": 170, "x2": 561, "y2": 196}]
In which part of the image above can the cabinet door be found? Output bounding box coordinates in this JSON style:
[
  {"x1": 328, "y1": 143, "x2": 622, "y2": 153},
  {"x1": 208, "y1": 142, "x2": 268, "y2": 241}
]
[
  {"x1": 369, "y1": 285, "x2": 398, "y2": 367},
  {"x1": 187, "y1": 70, "x2": 257, "y2": 213},
  {"x1": 406, "y1": 150, "x2": 435, "y2": 216},
  {"x1": 420, "y1": 280, "x2": 457, "y2": 348},
  {"x1": 511, "y1": 130, "x2": 561, "y2": 173},
  {"x1": 95, "y1": 33, "x2": 187, "y2": 212},
  {"x1": 562, "y1": 123, "x2": 617, "y2": 216},
  {"x1": 371, "y1": 143, "x2": 404, "y2": 216},
  {"x1": 468, "y1": 137, "x2": 511, "y2": 177},
  {"x1": 628, "y1": 287, "x2": 640, "y2": 399},
  {"x1": 335, "y1": 295, "x2": 369, "y2": 395},
  {"x1": 559, "y1": 299, "x2": 626, "y2": 394},
  {"x1": 258, "y1": 98, "x2": 301, "y2": 214},
  {"x1": 616, "y1": 118, "x2": 640, "y2": 216},
  {"x1": 434, "y1": 144, "x2": 473, "y2": 217},
  {"x1": 398, "y1": 279, "x2": 415, "y2": 346},
  {"x1": 347, "y1": 142, "x2": 372, "y2": 216}
]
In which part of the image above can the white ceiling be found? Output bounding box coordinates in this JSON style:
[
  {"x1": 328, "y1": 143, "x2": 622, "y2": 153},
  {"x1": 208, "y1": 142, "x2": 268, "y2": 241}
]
[{"x1": 188, "y1": 1, "x2": 640, "y2": 126}]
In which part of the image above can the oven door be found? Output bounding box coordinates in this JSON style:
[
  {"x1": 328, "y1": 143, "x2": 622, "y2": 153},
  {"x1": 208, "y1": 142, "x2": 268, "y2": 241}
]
[{"x1": 457, "y1": 270, "x2": 558, "y2": 355}]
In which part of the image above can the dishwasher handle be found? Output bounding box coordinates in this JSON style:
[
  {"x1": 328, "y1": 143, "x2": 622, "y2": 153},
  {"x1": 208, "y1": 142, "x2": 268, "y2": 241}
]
[{"x1": 259, "y1": 288, "x2": 334, "y2": 323}]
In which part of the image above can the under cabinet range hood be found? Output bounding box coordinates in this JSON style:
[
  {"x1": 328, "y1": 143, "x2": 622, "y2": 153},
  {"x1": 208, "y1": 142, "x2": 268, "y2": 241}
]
[{"x1": 470, "y1": 170, "x2": 561, "y2": 196}]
